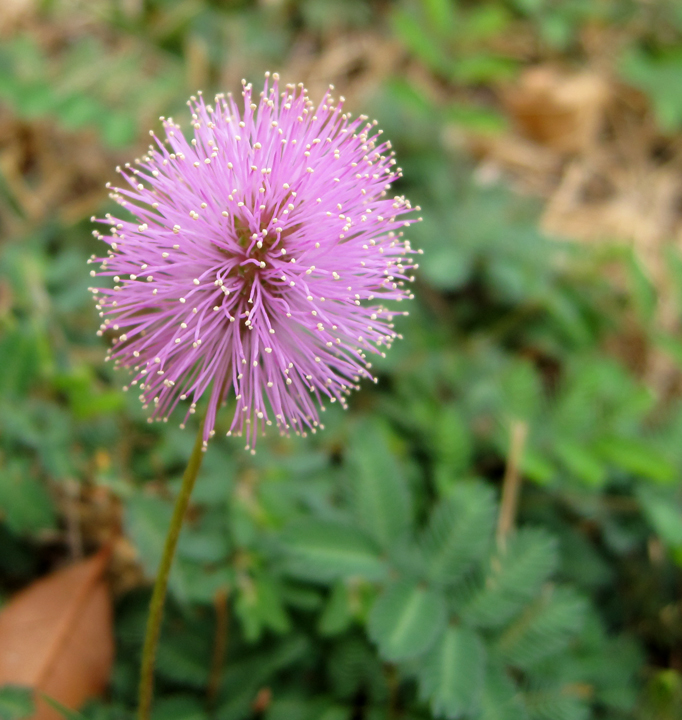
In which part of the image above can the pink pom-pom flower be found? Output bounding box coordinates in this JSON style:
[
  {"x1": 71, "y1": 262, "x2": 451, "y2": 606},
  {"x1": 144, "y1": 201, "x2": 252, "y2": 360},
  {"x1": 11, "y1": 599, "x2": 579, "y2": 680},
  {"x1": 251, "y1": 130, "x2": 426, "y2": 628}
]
[{"x1": 90, "y1": 73, "x2": 420, "y2": 451}]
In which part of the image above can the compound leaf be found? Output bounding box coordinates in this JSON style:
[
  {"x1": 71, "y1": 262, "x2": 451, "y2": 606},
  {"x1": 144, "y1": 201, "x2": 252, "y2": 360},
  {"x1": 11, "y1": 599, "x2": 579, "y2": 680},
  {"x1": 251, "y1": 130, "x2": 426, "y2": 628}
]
[
  {"x1": 463, "y1": 529, "x2": 558, "y2": 628},
  {"x1": 422, "y1": 482, "x2": 496, "y2": 585},
  {"x1": 368, "y1": 580, "x2": 445, "y2": 661},
  {"x1": 346, "y1": 420, "x2": 412, "y2": 550},
  {"x1": 418, "y1": 625, "x2": 486, "y2": 719},
  {"x1": 283, "y1": 520, "x2": 387, "y2": 582},
  {"x1": 498, "y1": 586, "x2": 587, "y2": 670}
]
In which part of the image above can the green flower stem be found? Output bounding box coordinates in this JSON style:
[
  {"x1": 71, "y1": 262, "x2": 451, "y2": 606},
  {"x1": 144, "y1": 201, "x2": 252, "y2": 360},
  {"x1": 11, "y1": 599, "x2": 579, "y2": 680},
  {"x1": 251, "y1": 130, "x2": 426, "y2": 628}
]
[{"x1": 138, "y1": 419, "x2": 206, "y2": 720}]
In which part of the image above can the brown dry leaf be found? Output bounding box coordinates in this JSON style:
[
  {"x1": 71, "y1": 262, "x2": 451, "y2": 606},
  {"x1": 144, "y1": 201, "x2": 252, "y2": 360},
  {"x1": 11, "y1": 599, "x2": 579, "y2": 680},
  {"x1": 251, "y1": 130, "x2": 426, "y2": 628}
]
[
  {"x1": 0, "y1": 549, "x2": 115, "y2": 720},
  {"x1": 0, "y1": 0, "x2": 35, "y2": 36},
  {"x1": 504, "y1": 66, "x2": 610, "y2": 154},
  {"x1": 467, "y1": 61, "x2": 682, "y2": 395}
]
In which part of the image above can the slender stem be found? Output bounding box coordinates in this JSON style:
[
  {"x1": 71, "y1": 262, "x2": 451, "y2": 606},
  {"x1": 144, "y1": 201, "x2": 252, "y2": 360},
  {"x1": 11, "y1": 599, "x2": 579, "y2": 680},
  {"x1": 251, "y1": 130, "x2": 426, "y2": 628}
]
[
  {"x1": 207, "y1": 586, "x2": 230, "y2": 707},
  {"x1": 138, "y1": 420, "x2": 206, "y2": 720},
  {"x1": 496, "y1": 419, "x2": 528, "y2": 552}
]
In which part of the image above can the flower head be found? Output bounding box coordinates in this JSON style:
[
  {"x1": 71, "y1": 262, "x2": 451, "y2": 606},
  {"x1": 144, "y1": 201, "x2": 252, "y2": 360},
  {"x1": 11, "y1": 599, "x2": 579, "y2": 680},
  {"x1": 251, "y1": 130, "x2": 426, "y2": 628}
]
[{"x1": 90, "y1": 73, "x2": 420, "y2": 451}]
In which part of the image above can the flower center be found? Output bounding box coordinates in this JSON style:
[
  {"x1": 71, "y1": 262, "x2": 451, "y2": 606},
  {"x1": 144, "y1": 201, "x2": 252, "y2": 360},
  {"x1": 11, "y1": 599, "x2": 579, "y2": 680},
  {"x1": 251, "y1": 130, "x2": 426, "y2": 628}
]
[{"x1": 216, "y1": 214, "x2": 284, "y2": 299}]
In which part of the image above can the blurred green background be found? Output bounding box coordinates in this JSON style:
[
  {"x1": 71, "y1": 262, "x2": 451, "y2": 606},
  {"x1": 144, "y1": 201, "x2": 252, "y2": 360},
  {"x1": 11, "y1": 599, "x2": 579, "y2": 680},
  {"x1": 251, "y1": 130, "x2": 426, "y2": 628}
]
[{"x1": 3, "y1": 0, "x2": 682, "y2": 718}]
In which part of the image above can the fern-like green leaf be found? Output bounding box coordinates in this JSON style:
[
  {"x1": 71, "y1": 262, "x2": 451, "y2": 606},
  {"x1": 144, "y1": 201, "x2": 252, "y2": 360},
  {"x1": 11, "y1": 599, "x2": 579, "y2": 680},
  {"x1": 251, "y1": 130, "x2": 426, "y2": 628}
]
[
  {"x1": 156, "y1": 631, "x2": 211, "y2": 688},
  {"x1": 125, "y1": 494, "x2": 172, "y2": 576},
  {"x1": 283, "y1": 519, "x2": 387, "y2": 582},
  {"x1": 150, "y1": 695, "x2": 208, "y2": 720},
  {"x1": 346, "y1": 420, "x2": 413, "y2": 550},
  {"x1": 480, "y1": 664, "x2": 528, "y2": 720},
  {"x1": 234, "y1": 572, "x2": 301, "y2": 641},
  {"x1": 498, "y1": 587, "x2": 587, "y2": 670},
  {"x1": 462, "y1": 528, "x2": 558, "y2": 629},
  {"x1": 319, "y1": 581, "x2": 353, "y2": 636},
  {"x1": 391, "y1": 7, "x2": 445, "y2": 72},
  {"x1": 523, "y1": 685, "x2": 589, "y2": 720},
  {"x1": 421, "y1": 482, "x2": 496, "y2": 585},
  {"x1": 417, "y1": 625, "x2": 486, "y2": 719},
  {"x1": 328, "y1": 637, "x2": 389, "y2": 703},
  {"x1": 39, "y1": 696, "x2": 87, "y2": 720},
  {"x1": 0, "y1": 462, "x2": 56, "y2": 536},
  {"x1": 217, "y1": 637, "x2": 310, "y2": 718},
  {"x1": 256, "y1": 574, "x2": 291, "y2": 634},
  {"x1": 0, "y1": 686, "x2": 34, "y2": 720},
  {"x1": 368, "y1": 579, "x2": 446, "y2": 661}
]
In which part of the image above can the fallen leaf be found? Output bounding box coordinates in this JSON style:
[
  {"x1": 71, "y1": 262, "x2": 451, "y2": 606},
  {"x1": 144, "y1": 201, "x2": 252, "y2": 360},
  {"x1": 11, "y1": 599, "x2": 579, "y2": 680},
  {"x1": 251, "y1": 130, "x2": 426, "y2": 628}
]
[
  {"x1": 504, "y1": 66, "x2": 609, "y2": 153},
  {"x1": 0, "y1": 550, "x2": 114, "y2": 720}
]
